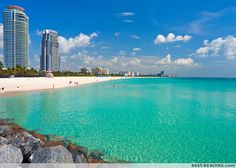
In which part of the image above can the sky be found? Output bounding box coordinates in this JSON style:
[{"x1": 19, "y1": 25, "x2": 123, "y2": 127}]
[{"x1": 0, "y1": 0, "x2": 236, "y2": 77}]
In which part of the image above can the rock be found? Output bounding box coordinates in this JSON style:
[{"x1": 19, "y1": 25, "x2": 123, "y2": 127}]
[
  {"x1": 77, "y1": 146, "x2": 88, "y2": 157},
  {"x1": 79, "y1": 147, "x2": 88, "y2": 156},
  {"x1": 0, "y1": 125, "x2": 14, "y2": 138},
  {"x1": 30, "y1": 132, "x2": 46, "y2": 142},
  {"x1": 0, "y1": 120, "x2": 9, "y2": 125},
  {"x1": 47, "y1": 135, "x2": 71, "y2": 146},
  {"x1": 67, "y1": 143, "x2": 78, "y2": 150},
  {"x1": 11, "y1": 131, "x2": 42, "y2": 158},
  {"x1": 44, "y1": 141, "x2": 64, "y2": 147},
  {"x1": 31, "y1": 145, "x2": 74, "y2": 163},
  {"x1": 0, "y1": 145, "x2": 23, "y2": 163},
  {"x1": 0, "y1": 136, "x2": 8, "y2": 145},
  {"x1": 67, "y1": 143, "x2": 88, "y2": 157},
  {"x1": 75, "y1": 153, "x2": 87, "y2": 163},
  {"x1": 11, "y1": 124, "x2": 23, "y2": 133},
  {"x1": 67, "y1": 143, "x2": 88, "y2": 163},
  {"x1": 88, "y1": 150, "x2": 104, "y2": 160},
  {"x1": 87, "y1": 158, "x2": 105, "y2": 163},
  {"x1": 46, "y1": 135, "x2": 64, "y2": 142},
  {"x1": 68, "y1": 148, "x2": 87, "y2": 163}
]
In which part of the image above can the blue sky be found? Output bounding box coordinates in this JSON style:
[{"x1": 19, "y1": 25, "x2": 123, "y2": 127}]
[{"x1": 1, "y1": 0, "x2": 236, "y2": 77}]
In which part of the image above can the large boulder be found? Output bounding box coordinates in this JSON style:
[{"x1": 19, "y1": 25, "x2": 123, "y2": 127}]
[
  {"x1": 0, "y1": 145, "x2": 23, "y2": 163},
  {"x1": 11, "y1": 131, "x2": 42, "y2": 158},
  {"x1": 31, "y1": 145, "x2": 74, "y2": 163},
  {"x1": 0, "y1": 136, "x2": 8, "y2": 145}
]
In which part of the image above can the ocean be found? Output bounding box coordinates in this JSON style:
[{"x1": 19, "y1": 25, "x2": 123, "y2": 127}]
[{"x1": 0, "y1": 78, "x2": 236, "y2": 162}]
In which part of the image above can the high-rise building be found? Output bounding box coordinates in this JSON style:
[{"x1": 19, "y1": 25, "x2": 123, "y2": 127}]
[
  {"x1": 3, "y1": 5, "x2": 29, "y2": 68},
  {"x1": 102, "y1": 68, "x2": 109, "y2": 75},
  {"x1": 40, "y1": 29, "x2": 59, "y2": 71},
  {"x1": 92, "y1": 67, "x2": 103, "y2": 75},
  {"x1": 119, "y1": 71, "x2": 131, "y2": 77},
  {"x1": 80, "y1": 67, "x2": 92, "y2": 74}
]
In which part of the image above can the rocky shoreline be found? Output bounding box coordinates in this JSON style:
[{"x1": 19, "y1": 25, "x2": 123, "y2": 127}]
[{"x1": 0, "y1": 119, "x2": 105, "y2": 163}]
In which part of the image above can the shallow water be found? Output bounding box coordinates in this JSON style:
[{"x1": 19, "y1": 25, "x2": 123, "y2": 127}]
[{"x1": 0, "y1": 78, "x2": 236, "y2": 163}]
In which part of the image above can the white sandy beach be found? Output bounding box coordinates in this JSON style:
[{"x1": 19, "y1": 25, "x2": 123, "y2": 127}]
[{"x1": 0, "y1": 76, "x2": 125, "y2": 95}]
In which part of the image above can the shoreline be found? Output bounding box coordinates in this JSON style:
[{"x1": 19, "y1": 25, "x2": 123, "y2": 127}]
[{"x1": 0, "y1": 76, "x2": 126, "y2": 96}]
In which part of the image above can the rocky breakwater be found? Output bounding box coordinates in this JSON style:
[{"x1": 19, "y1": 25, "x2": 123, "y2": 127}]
[{"x1": 0, "y1": 120, "x2": 105, "y2": 164}]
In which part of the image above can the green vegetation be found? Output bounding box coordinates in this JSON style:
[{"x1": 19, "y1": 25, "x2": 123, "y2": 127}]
[
  {"x1": 0, "y1": 62, "x2": 114, "y2": 78},
  {"x1": 0, "y1": 64, "x2": 39, "y2": 78}
]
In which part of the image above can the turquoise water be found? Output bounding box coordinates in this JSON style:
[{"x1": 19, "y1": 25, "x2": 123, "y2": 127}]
[{"x1": 0, "y1": 78, "x2": 236, "y2": 163}]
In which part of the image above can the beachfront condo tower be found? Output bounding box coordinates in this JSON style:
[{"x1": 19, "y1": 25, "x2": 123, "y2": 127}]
[
  {"x1": 40, "y1": 30, "x2": 60, "y2": 72},
  {"x1": 3, "y1": 5, "x2": 29, "y2": 68}
]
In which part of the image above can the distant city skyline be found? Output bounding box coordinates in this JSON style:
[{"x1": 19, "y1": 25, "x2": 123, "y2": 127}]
[{"x1": 0, "y1": 0, "x2": 236, "y2": 77}]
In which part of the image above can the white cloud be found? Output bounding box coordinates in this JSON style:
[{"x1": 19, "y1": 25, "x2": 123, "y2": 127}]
[
  {"x1": 28, "y1": 35, "x2": 32, "y2": 45},
  {"x1": 58, "y1": 32, "x2": 98, "y2": 54},
  {"x1": 30, "y1": 54, "x2": 40, "y2": 69},
  {"x1": 36, "y1": 29, "x2": 44, "y2": 36},
  {"x1": 117, "y1": 12, "x2": 135, "y2": 24},
  {"x1": 60, "y1": 51, "x2": 198, "y2": 72},
  {"x1": 154, "y1": 33, "x2": 192, "y2": 45},
  {"x1": 131, "y1": 48, "x2": 141, "y2": 56},
  {"x1": 178, "y1": 7, "x2": 236, "y2": 35},
  {"x1": 34, "y1": 54, "x2": 40, "y2": 63},
  {"x1": 174, "y1": 58, "x2": 196, "y2": 65},
  {"x1": 0, "y1": 23, "x2": 3, "y2": 49},
  {"x1": 130, "y1": 35, "x2": 141, "y2": 39},
  {"x1": 128, "y1": 58, "x2": 141, "y2": 65},
  {"x1": 158, "y1": 54, "x2": 197, "y2": 66},
  {"x1": 90, "y1": 32, "x2": 98, "y2": 38},
  {"x1": 175, "y1": 45, "x2": 181, "y2": 48},
  {"x1": 118, "y1": 50, "x2": 126, "y2": 56},
  {"x1": 133, "y1": 48, "x2": 141, "y2": 52},
  {"x1": 196, "y1": 36, "x2": 236, "y2": 60},
  {"x1": 61, "y1": 52, "x2": 142, "y2": 70},
  {"x1": 101, "y1": 46, "x2": 110, "y2": 49},
  {"x1": 158, "y1": 54, "x2": 172, "y2": 64},
  {"x1": 119, "y1": 12, "x2": 135, "y2": 17},
  {"x1": 123, "y1": 20, "x2": 133, "y2": 23},
  {"x1": 196, "y1": 47, "x2": 209, "y2": 57},
  {"x1": 114, "y1": 32, "x2": 121, "y2": 37}
]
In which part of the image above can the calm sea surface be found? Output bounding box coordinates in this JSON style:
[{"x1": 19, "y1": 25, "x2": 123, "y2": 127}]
[{"x1": 0, "y1": 78, "x2": 236, "y2": 163}]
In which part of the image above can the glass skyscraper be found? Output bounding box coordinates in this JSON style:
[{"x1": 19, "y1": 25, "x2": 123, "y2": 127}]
[
  {"x1": 40, "y1": 30, "x2": 60, "y2": 71},
  {"x1": 3, "y1": 5, "x2": 29, "y2": 68}
]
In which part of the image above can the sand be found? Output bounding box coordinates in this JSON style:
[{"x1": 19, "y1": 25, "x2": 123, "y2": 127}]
[{"x1": 0, "y1": 76, "x2": 125, "y2": 95}]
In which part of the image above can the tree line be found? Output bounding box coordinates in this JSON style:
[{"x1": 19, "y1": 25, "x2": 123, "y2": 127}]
[
  {"x1": 0, "y1": 60, "x2": 111, "y2": 78},
  {"x1": 0, "y1": 61, "x2": 39, "y2": 77}
]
